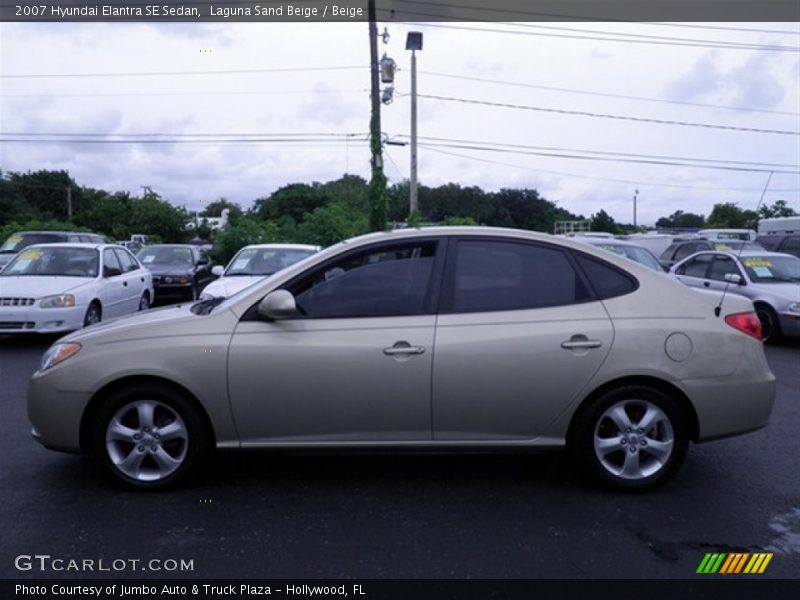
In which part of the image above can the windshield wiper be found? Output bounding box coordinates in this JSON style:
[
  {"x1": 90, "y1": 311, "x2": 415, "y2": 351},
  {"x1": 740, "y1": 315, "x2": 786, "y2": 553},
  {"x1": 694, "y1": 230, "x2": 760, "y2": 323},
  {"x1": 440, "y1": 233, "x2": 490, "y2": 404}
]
[{"x1": 191, "y1": 296, "x2": 226, "y2": 315}]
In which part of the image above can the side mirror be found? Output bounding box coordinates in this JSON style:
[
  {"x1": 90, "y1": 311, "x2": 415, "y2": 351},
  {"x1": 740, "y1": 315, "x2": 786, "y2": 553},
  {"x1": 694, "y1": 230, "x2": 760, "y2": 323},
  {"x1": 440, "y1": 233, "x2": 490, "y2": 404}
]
[
  {"x1": 257, "y1": 290, "x2": 297, "y2": 320},
  {"x1": 211, "y1": 265, "x2": 224, "y2": 277},
  {"x1": 103, "y1": 266, "x2": 122, "y2": 278},
  {"x1": 724, "y1": 273, "x2": 743, "y2": 285}
]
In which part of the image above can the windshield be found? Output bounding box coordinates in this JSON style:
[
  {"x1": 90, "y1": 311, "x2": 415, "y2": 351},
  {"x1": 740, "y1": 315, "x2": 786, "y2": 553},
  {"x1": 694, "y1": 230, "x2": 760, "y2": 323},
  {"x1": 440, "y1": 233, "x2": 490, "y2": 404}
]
[
  {"x1": 0, "y1": 233, "x2": 64, "y2": 253},
  {"x1": 138, "y1": 246, "x2": 194, "y2": 266},
  {"x1": 0, "y1": 246, "x2": 99, "y2": 277},
  {"x1": 594, "y1": 244, "x2": 662, "y2": 271},
  {"x1": 225, "y1": 247, "x2": 315, "y2": 276},
  {"x1": 741, "y1": 255, "x2": 800, "y2": 283}
]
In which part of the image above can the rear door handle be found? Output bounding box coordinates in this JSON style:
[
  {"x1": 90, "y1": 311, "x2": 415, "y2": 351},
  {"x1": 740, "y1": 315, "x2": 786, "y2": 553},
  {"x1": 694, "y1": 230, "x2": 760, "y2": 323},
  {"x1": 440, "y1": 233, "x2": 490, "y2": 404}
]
[
  {"x1": 383, "y1": 345, "x2": 426, "y2": 356},
  {"x1": 560, "y1": 340, "x2": 602, "y2": 350},
  {"x1": 123, "y1": 281, "x2": 128, "y2": 287},
  {"x1": 703, "y1": 281, "x2": 710, "y2": 287}
]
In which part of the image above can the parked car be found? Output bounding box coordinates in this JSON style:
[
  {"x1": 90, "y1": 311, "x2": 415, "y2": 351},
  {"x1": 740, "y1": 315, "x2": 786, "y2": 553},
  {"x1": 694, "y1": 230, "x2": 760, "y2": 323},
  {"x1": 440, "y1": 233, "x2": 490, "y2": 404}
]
[
  {"x1": 202, "y1": 244, "x2": 320, "y2": 300},
  {"x1": 0, "y1": 243, "x2": 152, "y2": 333},
  {"x1": 622, "y1": 233, "x2": 698, "y2": 259},
  {"x1": 575, "y1": 238, "x2": 664, "y2": 272},
  {"x1": 659, "y1": 239, "x2": 763, "y2": 270},
  {"x1": 697, "y1": 228, "x2": 757, "y2": 241},
  {"x1": 671, "y1": 250, "x2": 800, "y2": 343},
  {"x1": 755, "y1": 234, "x2": 800, "y2": 261},
  {"x1": 28, "y1": 227, "x2": 775, "y2": 492},
  {"x1": 137, "y1": 244, "x2": 214, "y2": 302},
  {"x1": 0, "y1": 230, "x2": 106, "y2": 271}
]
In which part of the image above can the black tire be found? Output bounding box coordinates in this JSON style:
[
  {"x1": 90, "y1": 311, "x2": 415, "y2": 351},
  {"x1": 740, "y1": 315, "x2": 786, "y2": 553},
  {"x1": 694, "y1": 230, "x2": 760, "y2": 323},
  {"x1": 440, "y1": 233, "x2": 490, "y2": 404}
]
[
  {"x1": 92, "y1": 384, "x2": 210, "y2": 490},
  {"x1": 755, "y1": 304, "x2": 782, "y2": 345},
  {"x1": 83, "y1": 302, "x2": 102, "y2": 327},
  {"x1": 138, "y1": 292, "x2": 150, "y2": 312},
  {"x1": 570, "y1": 386, "x2": 689, "y2": 492}
]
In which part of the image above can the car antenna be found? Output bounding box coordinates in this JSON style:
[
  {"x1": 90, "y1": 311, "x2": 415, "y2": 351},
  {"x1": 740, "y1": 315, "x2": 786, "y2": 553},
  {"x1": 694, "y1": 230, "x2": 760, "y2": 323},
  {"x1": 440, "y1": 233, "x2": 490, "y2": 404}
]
[{"x1": 714, "y1": 171, "x2": 773, "y2": 318}]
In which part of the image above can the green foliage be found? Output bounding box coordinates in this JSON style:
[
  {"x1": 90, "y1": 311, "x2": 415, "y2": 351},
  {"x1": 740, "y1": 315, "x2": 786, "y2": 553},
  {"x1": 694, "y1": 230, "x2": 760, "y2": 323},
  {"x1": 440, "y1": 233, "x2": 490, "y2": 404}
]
[
  {"x1": 590, "y1": 209, "x2": 620, "y2": 234},
  {"x1": 368, "y1": 171, "x2": 389, "y2": 232},
  {"x1": 706, "y1": 202, "x2": 758, "y2": 229},
  {"x1": 655, "y1": 210, "x2": 705, "y2": 229},
  {"x1": 297, "y1": 202, "x2": 369, "y2": 247},
  {"x1": 129, "y1": 193, "x2": 190, "y2": 243},
  {"x1": 758, "y1": 200, "x2": 797, "y2": 220},
  {"x1": 200, "y1": 198, "x2": 243, "y2": 225},
  {"x1": 442, "y1": 216, "x2": 478, "y2": 226}
]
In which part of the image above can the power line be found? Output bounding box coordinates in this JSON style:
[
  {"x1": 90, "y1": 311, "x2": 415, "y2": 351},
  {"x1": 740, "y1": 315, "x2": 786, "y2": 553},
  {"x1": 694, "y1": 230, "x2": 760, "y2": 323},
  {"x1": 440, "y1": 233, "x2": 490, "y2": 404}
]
[
  {"x1": 394, "y1": 19, "x2": 800, "y2": 52},
  {"x1": 417, "y1": 141, "x2": 800, "y2": 174},
  {"x1": 399, "y1": 93, "x2": 800, "y2": 135},
  {"x1": 418, "y1": 71, "x2": 799, "y2": 117},
  {"x1": 401, "y1": 134, "x2": 800, "y2": 169},
  {"x1": 2, "y1": 132, "x2": 368, "y2": 138},
  {"x1": 0, "y1": 65, "x2": 367, "y2": 79},
  {"x1": 1, "y1": 89, "x2": 369, "y2": 99},
  {"x1": 421, "y1": 145, "x2": 800, "y2": 193}
]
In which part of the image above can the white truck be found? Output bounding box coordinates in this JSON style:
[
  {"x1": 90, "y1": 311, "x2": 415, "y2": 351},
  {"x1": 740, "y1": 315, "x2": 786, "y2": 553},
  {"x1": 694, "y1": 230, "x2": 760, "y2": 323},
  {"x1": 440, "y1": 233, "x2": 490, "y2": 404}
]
[{"x1": 758, "y1": 217, "x2": 800, "y2": 235}]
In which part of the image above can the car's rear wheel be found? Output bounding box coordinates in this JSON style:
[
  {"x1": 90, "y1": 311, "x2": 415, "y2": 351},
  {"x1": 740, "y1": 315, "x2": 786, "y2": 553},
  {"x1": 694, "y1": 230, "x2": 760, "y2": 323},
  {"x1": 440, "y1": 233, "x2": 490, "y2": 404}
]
[
  {"x1": 93, "y1": 385, "x2": 209, "y2": 490},
  {"x1": 83, "y1": 302, "x2": 102, "y2": 327},
  {"x1": 755, "y1": 304, "x2": 782, "y2": 344},
  {"x1": 572, "y1": 386, "x2": 688, "y2": 492}
]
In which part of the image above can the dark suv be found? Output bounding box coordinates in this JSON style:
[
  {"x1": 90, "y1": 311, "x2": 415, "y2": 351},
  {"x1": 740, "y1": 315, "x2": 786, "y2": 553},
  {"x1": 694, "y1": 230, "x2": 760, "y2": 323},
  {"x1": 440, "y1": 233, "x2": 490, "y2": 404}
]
[
  {"x1": 756, "y1": 234, "x2": 800, "y2": 260},
  {"x1": 0, "y1": 230, "x2": 106, "y2": 270},
  {"x1": 659, "y1": 239, "x2": 764, "y2": 270}
]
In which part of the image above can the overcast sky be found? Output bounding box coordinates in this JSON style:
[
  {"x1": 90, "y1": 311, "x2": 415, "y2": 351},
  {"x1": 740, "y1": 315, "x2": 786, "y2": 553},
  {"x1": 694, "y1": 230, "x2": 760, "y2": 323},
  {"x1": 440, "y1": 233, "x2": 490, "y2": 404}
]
[{"x1": 1, "y1": 20, "x2": 799, "y2": 226}]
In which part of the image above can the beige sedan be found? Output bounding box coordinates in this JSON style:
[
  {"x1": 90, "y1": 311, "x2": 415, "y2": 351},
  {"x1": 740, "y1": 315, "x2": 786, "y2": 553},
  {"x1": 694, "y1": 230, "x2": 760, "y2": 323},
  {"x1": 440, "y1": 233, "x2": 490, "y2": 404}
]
[{"x1": 27, "y1": 227, "x2": 775, "y2": 491}]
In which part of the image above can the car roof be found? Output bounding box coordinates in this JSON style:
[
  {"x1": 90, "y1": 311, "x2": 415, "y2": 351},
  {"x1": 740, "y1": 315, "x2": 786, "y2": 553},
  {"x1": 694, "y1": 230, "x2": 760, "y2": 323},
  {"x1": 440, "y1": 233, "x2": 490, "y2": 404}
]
[
  {"x1": 691, "y1": 250, "x2": 792, "y2": 260},
  {"x1": 139, "y1": 244, "x2": 197, "y2": 249},
  {"x1": 26, "y1": 243, "x2": 122, "y2": 250},
  {"x1": 10, "y1": 230, "x2": 102, "y2": 236},
  {"x1": 580, "y1": 238, "x2": 646, "y2": 248},
  {"x1": 240, "y1": 243, "x2": 319, "y2": 251}
]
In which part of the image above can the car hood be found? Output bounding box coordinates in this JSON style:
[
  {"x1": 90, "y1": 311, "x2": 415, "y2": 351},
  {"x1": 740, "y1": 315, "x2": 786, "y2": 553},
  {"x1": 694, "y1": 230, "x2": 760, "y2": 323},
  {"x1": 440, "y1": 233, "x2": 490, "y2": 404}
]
[
  {"x1": 63, "y1": 302, "x2": 199, "y2": 342},
  {"x1": 0, "y1": 276, "x2": 93, "y2": 298},
  {"x1": 144, "y1": 264, "x2": 194, "y2": 276},
  {"x1": 202, "y1": 276, "x2": 264, "y2": 298},
  {"x1": 750, "y1": 282, "x2": 800, "y2": 301}
]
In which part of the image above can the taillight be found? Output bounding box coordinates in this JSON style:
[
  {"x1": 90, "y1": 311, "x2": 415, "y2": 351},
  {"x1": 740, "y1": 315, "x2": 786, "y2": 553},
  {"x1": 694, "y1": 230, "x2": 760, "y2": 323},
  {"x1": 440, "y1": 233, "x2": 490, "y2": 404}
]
[{"x1": 724, "y1": 312, "x2": 763, "y2": 340}]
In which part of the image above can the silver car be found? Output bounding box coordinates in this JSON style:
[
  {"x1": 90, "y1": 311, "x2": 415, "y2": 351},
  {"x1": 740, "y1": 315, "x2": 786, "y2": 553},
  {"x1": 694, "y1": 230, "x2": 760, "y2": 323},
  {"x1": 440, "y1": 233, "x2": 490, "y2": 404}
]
[
  {"x1": 671, "y1": 250, "x2": 800, "y2": 343},
  {"x1": 27, "y1": 228, "x2": 775, "y2": 492}
]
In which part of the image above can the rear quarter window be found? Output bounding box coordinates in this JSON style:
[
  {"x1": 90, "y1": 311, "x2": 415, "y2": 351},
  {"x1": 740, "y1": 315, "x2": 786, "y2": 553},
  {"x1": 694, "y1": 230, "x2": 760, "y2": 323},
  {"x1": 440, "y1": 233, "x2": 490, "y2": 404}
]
[{"x1": 573, "y1": 253, "x2": 638, "y2": 300}]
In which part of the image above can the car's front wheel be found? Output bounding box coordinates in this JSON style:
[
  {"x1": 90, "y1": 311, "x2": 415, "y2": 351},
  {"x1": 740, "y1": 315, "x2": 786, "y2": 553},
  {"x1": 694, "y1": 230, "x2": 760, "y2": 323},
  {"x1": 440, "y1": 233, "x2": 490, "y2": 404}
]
[
  {"x1": 83, "y1": 302, "x2": 102, "y2": 327},
  {"x1": 93, "y1": 385, "x2": 210, "y2": 489},
  {"x1": 572, "y1": 386, "x2": 688, "y2": 492},
  {"x1": 755, "y1": 304, "x2": 782, "y2": 345}
]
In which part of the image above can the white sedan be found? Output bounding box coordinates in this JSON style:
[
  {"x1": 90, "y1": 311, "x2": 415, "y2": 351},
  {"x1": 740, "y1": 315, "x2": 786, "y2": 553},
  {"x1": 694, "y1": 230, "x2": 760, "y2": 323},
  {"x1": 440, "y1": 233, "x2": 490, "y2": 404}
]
[
  {"x1": 0, "y1": 243, "x2": 153, "y2": 333},
  {"x1": 201, "y1": 243, "x2": 319, "y2": 300}
]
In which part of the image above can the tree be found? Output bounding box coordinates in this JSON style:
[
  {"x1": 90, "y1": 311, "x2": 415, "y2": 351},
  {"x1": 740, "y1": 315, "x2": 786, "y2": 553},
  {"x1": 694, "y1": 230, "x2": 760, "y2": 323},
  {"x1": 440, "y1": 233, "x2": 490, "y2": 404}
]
[
  {"x1": 655, "y1": 210, "x2": 705, "y2": 229},
  {"x1": 758, "y1": 200, "x2": 798, "y2": 220},
  {"x1": 129, "y1": 191, "x2": 190, "y2": 242},
  {"x1": 251, "y1": 183, "x2": 326, "y2": 222},
  {"x1": 706, "y1": 203, "x2": 757, "y2": 229},
  {"x1": 200, "y1": 198, "x2": 243, "y2": 225},
  {"x1": 591, "y1": 209, "x2": 620, "y2": 234},
  {"x1": 297, "y1": 202, "x2": 369, "y2": 247}
]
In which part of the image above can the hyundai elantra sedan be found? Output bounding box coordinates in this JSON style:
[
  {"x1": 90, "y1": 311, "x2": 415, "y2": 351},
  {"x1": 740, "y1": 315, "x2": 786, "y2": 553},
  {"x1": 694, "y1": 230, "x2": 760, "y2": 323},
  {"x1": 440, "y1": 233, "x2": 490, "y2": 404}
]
[{"x1": 27, "y1": 228, "x2": 775, "y2": 491}]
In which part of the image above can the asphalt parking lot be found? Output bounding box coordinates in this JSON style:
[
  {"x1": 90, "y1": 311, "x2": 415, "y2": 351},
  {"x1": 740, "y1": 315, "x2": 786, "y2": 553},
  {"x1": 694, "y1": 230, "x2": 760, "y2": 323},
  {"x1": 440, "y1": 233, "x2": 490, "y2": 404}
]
[{"x1": 1, "y1": 334, "x2": 798, "y2": 579}]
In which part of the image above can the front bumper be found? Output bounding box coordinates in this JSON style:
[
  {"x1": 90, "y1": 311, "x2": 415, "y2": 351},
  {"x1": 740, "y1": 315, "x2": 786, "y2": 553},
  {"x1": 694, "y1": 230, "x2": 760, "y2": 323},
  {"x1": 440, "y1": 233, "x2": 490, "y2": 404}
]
[
  {"x1": 778, "y1": 311, "x2": 800, "y2": 338},
  {"x1": 28, "y1": 371, "x2": 92, "y2": 452},
  {"x1": 0, "y1": 304, "x2": 85, "y2": 333},
  {"x1": 152, "y1": 279, "x2": 193, "y2": 299}
]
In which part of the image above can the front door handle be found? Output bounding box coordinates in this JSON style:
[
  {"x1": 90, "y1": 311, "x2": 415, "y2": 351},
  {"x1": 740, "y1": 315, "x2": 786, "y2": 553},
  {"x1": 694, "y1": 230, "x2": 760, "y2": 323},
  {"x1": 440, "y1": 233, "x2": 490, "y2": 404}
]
[
  {"x1": 123, "y1": 281, "x2": 128, "y2": 287},
  {"x1": 383, "y1": 344, "x2": 426, "y2": 356},
  {"x1": 560, "y1": 339, "x2": 602, "y2": 350},
  {"x1": 703, "y1": 281, "x2": 710, "y2": 287}
]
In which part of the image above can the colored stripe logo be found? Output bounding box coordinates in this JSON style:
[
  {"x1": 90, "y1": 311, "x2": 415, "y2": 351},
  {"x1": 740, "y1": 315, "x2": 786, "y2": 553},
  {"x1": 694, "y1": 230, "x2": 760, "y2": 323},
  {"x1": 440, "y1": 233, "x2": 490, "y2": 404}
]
[{"x1": 696, "y1": 552, "x2": 773, "y2": 574}]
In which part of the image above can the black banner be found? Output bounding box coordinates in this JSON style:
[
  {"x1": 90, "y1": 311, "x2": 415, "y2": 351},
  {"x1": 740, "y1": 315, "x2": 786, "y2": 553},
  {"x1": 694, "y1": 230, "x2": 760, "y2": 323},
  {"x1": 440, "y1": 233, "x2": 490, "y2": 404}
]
[
  {"x1": 3, "y1": 0, "x2": 800, "y2": 23},
  {"x1": 4, "y1": 579, "x2": 800, "y2": 600}
]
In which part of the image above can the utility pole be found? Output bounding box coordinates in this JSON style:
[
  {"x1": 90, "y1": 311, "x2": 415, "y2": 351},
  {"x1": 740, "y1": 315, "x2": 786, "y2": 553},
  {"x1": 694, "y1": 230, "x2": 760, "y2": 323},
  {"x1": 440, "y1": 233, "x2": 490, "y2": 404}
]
[
  {"x1": 65, "y1": 186, "x2": 72, "y2": 221},
  {"x1": 633, "y1": 189, "x2": 639, "y2": 228},
  {"x1": 406, "y1": 32, "x2": 423, "y2": 220},
  {"x1": 367, "y1": 0, "x2": 387, "y2": 231}
]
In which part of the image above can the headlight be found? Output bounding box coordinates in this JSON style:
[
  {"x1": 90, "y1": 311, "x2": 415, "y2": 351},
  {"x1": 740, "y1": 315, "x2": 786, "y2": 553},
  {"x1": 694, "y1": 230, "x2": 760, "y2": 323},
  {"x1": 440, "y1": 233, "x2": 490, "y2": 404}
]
[
  {"x1": 40, "y1": 342, "x2": 81, "y2": 371},
  {"x1": 162, "y1": 276, "x2": 173, "y2": 284},
  {"x1": 39, "y1": 294, "x2": 76, "y2": 309},
  {"x1": 787, "y1": 302, "x2": 800, "y2": 313}
]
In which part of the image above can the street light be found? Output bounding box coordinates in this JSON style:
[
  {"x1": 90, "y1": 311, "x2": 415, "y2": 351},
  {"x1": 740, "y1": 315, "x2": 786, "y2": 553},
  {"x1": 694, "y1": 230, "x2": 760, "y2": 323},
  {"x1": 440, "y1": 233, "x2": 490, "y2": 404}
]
[{"x1": 406, "y1": 31, "x2": 423, "y2": 219}]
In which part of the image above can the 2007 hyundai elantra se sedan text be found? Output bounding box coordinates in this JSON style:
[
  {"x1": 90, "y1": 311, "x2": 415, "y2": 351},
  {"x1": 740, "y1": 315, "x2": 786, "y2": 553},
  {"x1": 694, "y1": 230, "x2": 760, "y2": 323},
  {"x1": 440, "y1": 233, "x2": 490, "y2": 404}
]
[{"x1": 28, "y1": 227, "x2": 776, "y2": 491}]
